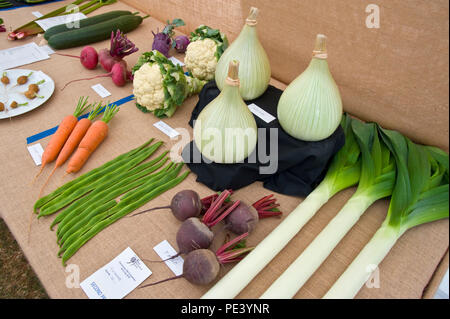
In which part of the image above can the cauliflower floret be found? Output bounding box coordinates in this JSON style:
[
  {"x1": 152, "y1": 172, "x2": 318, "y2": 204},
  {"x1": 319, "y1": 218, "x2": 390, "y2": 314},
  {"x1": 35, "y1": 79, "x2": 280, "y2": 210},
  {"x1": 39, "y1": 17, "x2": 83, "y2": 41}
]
[
  {"x1": 184, "y1": 38, "x2": 218, "y2": 81},
  {"x1": 133, "y1": 63, "x2": 165, "y2": 111}
]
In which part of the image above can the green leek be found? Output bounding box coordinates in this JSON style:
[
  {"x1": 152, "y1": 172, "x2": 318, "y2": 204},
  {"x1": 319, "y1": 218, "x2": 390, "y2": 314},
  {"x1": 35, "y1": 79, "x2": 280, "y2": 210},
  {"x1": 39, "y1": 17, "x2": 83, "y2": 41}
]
[
  {"x1": 260, "y1": 118, "x2": 396, "y2": 298},
  {"x1": 323, "y1": 128, "x2": 449, "y2": 299},
  {"x1": 201, "y1": 114, "x2": 361, "y2": 299}
]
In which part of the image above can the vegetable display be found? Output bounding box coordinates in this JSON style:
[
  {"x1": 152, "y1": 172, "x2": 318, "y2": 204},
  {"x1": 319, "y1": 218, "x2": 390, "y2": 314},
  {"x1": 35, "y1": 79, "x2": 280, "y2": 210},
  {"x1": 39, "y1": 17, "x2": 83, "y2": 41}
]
[
  {"x1": 202, "y1": 114, "x2": 362, "y2": 299},
  {"x1": 260, "y1": 118, "x2": 397, "y2": 298},
  {"x1": 8, "y1": 0, "x2": 118, "y2": 40},
  {"x1": 215, "y1": 7, "x2": 271, "y2": 100},
  {"x1": 32, "y1": 139, "x2": 190, "y2": 265},
  {"x1": 184, "y1": 25, "x2": 229, "y2": 81},
  {"x1": 48, "y1": 14, "x2": 148, "y2": 50},
  {"x1": 277, "y1": 34, "x2": 342, "y2": 141},
  {"x1": 324, "y1": 131, "x2": 449, "y2": 298},
  {"x1": 132, "y1": 50, "x2": 206, "y2": 118},
  {"x1": 151, "y1": 18, "x2": 185, "y2": 57},
  {"x1": 140, "y1": 232, "x2": 253, "y2": 287},
  {"x1": 193, "y1": 60, "x2": 258, "y2": 163}
]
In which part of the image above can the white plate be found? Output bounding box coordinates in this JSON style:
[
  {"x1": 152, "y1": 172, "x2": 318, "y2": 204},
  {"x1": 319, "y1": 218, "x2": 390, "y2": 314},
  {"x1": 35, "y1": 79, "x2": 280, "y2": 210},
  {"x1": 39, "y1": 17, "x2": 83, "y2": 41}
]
[{"x1": 0, "y1": 69, "x2": 55, "y2": 119}]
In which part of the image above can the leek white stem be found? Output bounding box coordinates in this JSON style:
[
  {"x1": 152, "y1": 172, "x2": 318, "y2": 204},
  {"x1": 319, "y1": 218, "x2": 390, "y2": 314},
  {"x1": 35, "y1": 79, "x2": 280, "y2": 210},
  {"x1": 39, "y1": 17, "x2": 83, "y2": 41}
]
[
  {"x1": 323, "y1": 224, "x2": 402, "y2": 299},
  {"x1": 201, "y1": 182, "x2": 332, "y2": 299},
  {"x1": 260, "y1": 194, "x2": 374, "y2": 299}
]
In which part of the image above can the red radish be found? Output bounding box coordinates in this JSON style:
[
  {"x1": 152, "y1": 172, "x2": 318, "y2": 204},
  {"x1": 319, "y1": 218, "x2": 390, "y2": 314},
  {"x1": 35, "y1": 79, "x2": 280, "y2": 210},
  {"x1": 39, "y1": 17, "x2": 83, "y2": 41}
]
[
  {"x1": 225, "y1": 194, "x2": 283, "y2": 235},
  {"x1": 98, "y1": 48, "x2": 120, "y2": 73},
  {"x1": 176, "y1": 190, "x2": 240, "y2": 254},
  {"x1": 139, "y1": 232, "x2": 253, "y2": 287},
  {"x1": 61, "y1": 60, "x2": 129, "y2": 90},
  {"x1": 55, "y1": 46, "x2": 99, "y2": 70}
]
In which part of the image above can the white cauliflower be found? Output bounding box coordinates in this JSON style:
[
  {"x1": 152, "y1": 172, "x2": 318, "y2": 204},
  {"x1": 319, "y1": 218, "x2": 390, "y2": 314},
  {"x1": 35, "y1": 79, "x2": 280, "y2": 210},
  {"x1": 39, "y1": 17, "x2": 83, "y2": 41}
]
[
  {"x1": 133, "y1": 63, "x2": 165, "y2": 111},
  {"x1": 185, "y1": 38, "x2": 218, "y2": 81},
  {"x1": 132, "y1": 50, "x2": 207, "y2": 118},
  {"x1": 184, "y1": 25, "x2": 228, "y2": 81}
]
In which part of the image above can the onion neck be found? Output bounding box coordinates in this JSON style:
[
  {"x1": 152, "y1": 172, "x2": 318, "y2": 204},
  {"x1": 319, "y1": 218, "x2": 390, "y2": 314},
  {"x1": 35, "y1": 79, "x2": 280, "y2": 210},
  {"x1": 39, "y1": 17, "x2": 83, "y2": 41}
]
[{"x1": 220, "y1": 83, "x2": 242, "y2": 107}]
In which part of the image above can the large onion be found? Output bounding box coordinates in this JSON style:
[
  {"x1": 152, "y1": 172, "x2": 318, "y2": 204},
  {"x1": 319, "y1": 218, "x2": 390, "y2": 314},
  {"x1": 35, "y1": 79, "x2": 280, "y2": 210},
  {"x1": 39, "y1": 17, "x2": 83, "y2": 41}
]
[{"x1": 277, "y1": 34, "x2": 343, "y2": 142}]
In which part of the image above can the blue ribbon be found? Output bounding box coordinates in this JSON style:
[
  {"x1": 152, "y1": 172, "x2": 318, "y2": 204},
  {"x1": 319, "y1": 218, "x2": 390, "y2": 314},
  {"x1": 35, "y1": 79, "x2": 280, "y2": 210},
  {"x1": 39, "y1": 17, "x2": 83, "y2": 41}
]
[{"x1": 26, "y1": 94, "x2": 134, "y2": 145}]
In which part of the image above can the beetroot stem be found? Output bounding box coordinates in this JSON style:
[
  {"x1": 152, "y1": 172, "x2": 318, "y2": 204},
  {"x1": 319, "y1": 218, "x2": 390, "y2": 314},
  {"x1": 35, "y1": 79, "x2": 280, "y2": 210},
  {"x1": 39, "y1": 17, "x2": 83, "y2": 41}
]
[
  {"x1": 252, "y1": 194, "x2": 274, "y2": 208},
  {"x1": 202, "y1": 190, "x2": 231, "y2": 224},
  {"x1": 216, "y1": 232, "x2": 249, "y2": 256},
  {"x1": 206, "y1": 200, "x2": 240, "y2": 228},
  {"x1": 217, "y1": 248, "x2": 254, "y2": 264},
  {"x1": 208, "y1": 202, "x2": 232, "y2": 222},
  {"x1": 258, "y1": 210, "x2": 283, "y2": 219}
]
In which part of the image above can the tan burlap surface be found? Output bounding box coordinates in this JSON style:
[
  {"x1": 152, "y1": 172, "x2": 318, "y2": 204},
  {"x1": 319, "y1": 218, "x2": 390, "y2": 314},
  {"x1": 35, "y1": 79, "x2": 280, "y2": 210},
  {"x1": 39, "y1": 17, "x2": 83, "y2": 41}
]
[{"x1": 0, "y1": 0, "x2": 448, "y2": 299}]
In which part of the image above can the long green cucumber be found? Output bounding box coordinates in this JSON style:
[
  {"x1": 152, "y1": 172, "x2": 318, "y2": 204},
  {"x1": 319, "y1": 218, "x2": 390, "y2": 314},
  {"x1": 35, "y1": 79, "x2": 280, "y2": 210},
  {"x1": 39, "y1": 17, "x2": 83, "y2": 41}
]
[
  {"x1": 44, "y1": 10, "x2": 135, "y2": 40},
  {"x1": 48, "y1": 15, "x2": 147, "y2": 50}
]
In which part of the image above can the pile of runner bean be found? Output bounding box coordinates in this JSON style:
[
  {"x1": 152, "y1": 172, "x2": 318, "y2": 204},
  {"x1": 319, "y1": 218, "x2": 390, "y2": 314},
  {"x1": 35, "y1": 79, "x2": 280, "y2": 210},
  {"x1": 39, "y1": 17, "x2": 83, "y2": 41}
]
[{"x1": 33, "y1": 138, "x2": 190, "y2": 265}]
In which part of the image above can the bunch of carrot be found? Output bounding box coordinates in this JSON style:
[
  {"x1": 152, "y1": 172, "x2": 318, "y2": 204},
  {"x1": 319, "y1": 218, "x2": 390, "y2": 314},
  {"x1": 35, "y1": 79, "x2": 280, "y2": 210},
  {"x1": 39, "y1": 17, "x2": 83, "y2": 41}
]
[{"x1": 34, "y1": 96, "x2": 120, "y2": 196}]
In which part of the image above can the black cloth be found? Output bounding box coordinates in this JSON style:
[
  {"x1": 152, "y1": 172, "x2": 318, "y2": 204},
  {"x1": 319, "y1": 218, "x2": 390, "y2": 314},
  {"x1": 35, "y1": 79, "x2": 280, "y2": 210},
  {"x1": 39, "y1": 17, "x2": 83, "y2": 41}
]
[{"x1": 182, "y1": 81, "x2": 345, "y2": 197}]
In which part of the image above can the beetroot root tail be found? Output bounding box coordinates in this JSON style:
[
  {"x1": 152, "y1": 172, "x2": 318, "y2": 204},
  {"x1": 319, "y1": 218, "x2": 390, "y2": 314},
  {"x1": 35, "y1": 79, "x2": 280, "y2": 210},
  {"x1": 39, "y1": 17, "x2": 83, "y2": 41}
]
[
  {"x1": 128, "y1": 206, "x2": 171, "y2": 218},
  {"x1": 139, "y1": 275, "x2": 184, "y2": 288}
]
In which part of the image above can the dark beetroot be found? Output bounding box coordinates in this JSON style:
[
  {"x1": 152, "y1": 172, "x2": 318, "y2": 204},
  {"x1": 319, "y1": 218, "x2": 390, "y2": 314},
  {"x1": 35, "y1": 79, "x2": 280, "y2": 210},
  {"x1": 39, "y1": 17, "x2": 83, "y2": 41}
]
[
  {"x1": 139, "y1": 232, "x2": 252, "y2": 288},
  {"x1": 176, "y1": 217, "x2": 214, "y2": 253},
  {"x1": 130, "y1": 190, "x2": 203, "y2": 221},
  {"x1": 225, "y1": 202, "x2": 259, "y2": 235},
  {"x1": 225, "y1": 194, "x2": 283, "y2": 235},
  {"x1": 175, "y1": 190, "x2": 239, "y2": 253}
]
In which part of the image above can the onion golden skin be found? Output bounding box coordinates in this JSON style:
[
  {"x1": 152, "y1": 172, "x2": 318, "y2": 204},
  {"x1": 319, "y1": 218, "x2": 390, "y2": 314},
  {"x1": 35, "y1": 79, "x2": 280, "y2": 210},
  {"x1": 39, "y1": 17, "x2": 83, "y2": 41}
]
[
  {"x1": 193, "y1": 84, "x2": 258, "y2": 164},
  {"x1": 277, "y1": 58, "x2": 343, "y2": 142},
  {"x1": 215, "y1": 25, "x2": 271, "y2": 101}
]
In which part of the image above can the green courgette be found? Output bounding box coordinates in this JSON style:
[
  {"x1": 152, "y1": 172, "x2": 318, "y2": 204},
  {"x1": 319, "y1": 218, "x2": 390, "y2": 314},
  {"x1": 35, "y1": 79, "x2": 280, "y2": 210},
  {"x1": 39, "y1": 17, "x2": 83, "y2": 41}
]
[
  {"x1": 44, "y1": 10, "x2": 135, "y2": 41},
  {"x1": 48, "y1": 15, "x2": 148, "y2": 50}
]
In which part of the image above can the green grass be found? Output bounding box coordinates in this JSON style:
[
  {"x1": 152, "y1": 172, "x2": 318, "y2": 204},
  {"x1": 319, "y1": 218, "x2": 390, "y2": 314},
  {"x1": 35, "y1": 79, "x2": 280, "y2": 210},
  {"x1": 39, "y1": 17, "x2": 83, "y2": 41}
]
[{"x1": 0, "y1": 218, "x2": 48, "y2": 299}]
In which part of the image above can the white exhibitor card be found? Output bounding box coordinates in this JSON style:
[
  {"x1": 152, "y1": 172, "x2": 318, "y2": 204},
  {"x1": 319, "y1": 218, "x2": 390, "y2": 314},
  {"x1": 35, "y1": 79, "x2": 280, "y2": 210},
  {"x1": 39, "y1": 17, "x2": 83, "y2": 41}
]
[{"x1": 80, "y1": 247, "x2": 151, "y2": 299}]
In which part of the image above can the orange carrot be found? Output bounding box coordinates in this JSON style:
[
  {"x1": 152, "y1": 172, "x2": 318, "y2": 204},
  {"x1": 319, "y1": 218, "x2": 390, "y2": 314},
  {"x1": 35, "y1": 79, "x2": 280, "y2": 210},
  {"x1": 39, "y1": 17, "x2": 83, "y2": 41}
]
[
  {"x1": 33, "y1": 97, "x2": 91, "y2": 183},
  {"x1": 66, "y1": 104, "x2": 120, "y2": 174},
  {"x1": 40, "y1": 102, "x2": 104, "y2": 195}
]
